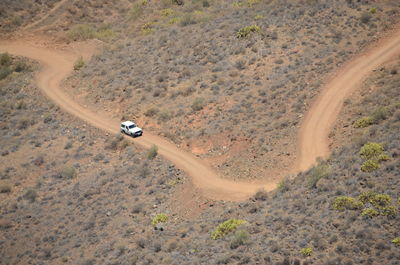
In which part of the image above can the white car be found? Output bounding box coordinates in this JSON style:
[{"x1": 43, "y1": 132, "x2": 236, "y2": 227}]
[{"x1": 120, "y1": 121, "x2": 143, "y2": 137}]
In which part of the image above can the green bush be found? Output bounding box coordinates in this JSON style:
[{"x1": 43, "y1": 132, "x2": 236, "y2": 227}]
[
  {"x1": 67, "y1": 24, "x2": 95, "y2": 41},
  {"x1": 392, "y1": 237, "x2": 400, "y2": 246},
  {"x1": 361, "y1": 208, "x2": 379, "y2": 218},
  {"x1": 381, "y1": 206, "x2": 397, "y2": 217},
  {"x1": 300, "y1": 247, "x2": 313, "y2": 257},
  {"x1": 147, "y1": 145, "x2": 158, "y2": 160},
  {"x1": 74, "y1": 56, "x2": 85, "y2": 71},
  {"x1": 355, "y1": 116, "x2": 374, "y2": 128},
  {"x1": 359, "y1": 142, "x2": 384, "y2": 160},
  {"x1": 361, "y1": 159, "x2": 380, "y2": 172},
  {"x1": 151, "y1": 213, "x2": 168, "y2": 226},
  {"x1": 211, "y1": 219, "x2": 247, "y2": 240},
  {"x1": 370, "y1": 194, "x2": 392, "y2": 208},
  {"x1": 333, "y1": 196, "x2": 363, "y2": 211},
  {"x1": 308, "y1": 161, "x2": 330, "y2": 189},
  {"x1": 377, "y1": 154, "x2": 390, "y2": 162},
  {"x1": 236, "y1": 25, "x2": 261, "y2": 38},
  {"x1": 358, "y1": 191, "x2": 378, "y2": 204}
]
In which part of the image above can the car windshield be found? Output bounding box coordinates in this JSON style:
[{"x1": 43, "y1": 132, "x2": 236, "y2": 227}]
[{"x1": 128, "y1": 125, "x2": 136, "y2": 129}]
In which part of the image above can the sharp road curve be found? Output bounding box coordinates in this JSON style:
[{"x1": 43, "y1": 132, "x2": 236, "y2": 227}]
[{"x1": 1, "y1": 27, "x2": 399, "y2": 201}]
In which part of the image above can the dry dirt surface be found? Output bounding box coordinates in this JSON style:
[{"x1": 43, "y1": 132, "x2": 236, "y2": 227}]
[{"x1": 1, "y1": 25, "x2": 400, "y2": 201}]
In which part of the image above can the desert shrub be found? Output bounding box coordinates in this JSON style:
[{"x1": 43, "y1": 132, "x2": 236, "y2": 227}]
[
  {"x1": 105, "y1": 135, "x2": 124, "y2": 150},
  {"x1": 230, "y1": 230, "x2": 249, "y2": 249},
  {"x1": 360, "y1": 12, "x2": 371, "y2": 24},
  {"x1": 160, "y1": 8, "x2": 174, "y2": 17},
  {"x1": 95, "y1": 27, "x2": 115, "y2": 41},
  {"x1": 378, "y1": 154, "x2": 390, "y2": 162},
  {"x1": 333, "y1": 196, "x2": 363, "y2": 211},
  {"x1": 0, "y1": 184, "x2": 11, "y2": 193},
  {"x1": 300, "y1": 247, "x2": 313, "y2": 257},
  {"x1": 158, "y1": 110, "x2": 172, "y2": 121},
  {"x1": 147, "y1": 145, "x2": 158, "y2": 160},
  {"x1": 308, "y1": 161, "x2": 330, "y2": 189},
  {"x1": 17, "y1": 117, "x2": 33, "y2": 129},
  {"x1": 172, "y1": 0, "x2": 184, "y2": 5},
  {"x1": 43, "y1": 113, "x2": 53, "y2": 123},
  {"x1": 358, "y1": 191, "x2": 378, "y2": 204},
  {"x1": 191, "y1": 97, "x2": 205, "y2": 112},
  {"x1": 211, "y1": 219, "x2": 247, "y2": 240},
  {"x1": 371, "y1": 106, "x2": 389, "y2": 122},
  {"x1": 14, "y1": 60, "x2": 29, "y2": 72},
  {"x1": 355, "y1": 116, "x2": 374, "y2": 128},
  {"x1": 129, "y1": 0, "x2": 148, "y2": 20},
  {"x1": 23, "y1": 189, "x2": 37, "y2": 202},
  {"x1": 370, "y1": 194, "x2": 392, "y2": 208},
  {"x1": 236, "y1": 25, "x2": 261, "y2": 38},
  {"x1": 370, "y1": 7, "x2": 377, "y2": 14},
  {"x1": 142, "y1": 23, "x2": 154, "y2": 34},
  {"x1": 277, "y1": 178, "x2": 289, "y2": 192},
  {"x1": 359, "y1": 142, "x2": 384, "y2": 160},
  {"x1": 0, "y1": 53, "x2": 11, "y2": 66},
  {"x1": 144, "y1": 107, "x2": 159, "y2": 117},
  {"x1": 392, "y1": 237, "x2": 400, "y2": 246},
  {"x1": 0, "y1": 67, "x2": 12, "y2": 80},
  {"x1": 180, "y1": 13, "x2": 197, "y2": 26},
  {"x1": 254, "y1": 189, "x2": 268, "y2": 201},
  {"x1": 360, "y1": 159, "x2": 380, "y2": 172},
  {"x1": 60, "y1": 167, "x2": 76, "y2": 179},
  {"x1": 151, "y1": 213, "x2": 168, "y2": 226},
  {"x1": 361, "y1": 208, "x2": 379, "y2": 218},
  {"x1": 74, "y1": 56, "x2": 85, "y2": 71},
  {"x1": 67, "y1": 24, "x2": 95, "y2": 40},
  {"x1": 381, "y1": 206, "x2": 397, "y2": 217}
]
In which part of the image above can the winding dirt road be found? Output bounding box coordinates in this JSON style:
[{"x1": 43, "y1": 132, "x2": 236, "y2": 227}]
[{"x1": 1, "y1": 27, "x2": 399, "y2": 201}]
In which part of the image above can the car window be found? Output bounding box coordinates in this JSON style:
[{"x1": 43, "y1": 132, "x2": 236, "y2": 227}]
[{"x1": 129, "y1": 125, "x2": 136, "y2": 129}]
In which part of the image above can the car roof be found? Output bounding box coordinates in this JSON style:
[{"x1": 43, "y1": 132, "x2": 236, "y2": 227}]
[{"x1": 121, "y1": 121, "x2": 136, "y2": 126}]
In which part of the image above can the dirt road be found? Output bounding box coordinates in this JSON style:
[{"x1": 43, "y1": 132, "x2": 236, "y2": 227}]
[
  {"x1": 1, "y1": 27, "x2": 399, "y2": 201},
  {"x1": 297, "y1": 28, "x2": 400, "y2": 171}
]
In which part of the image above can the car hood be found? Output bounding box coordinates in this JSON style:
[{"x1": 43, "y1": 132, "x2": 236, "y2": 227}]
[{"x1": 128, "y1": 127, "x2": 142, "y2": 133}]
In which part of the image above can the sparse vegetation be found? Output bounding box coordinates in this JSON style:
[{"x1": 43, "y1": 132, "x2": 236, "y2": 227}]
[{"x1": 147, "y1": 144, "x2": 158, "y2": 160}]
